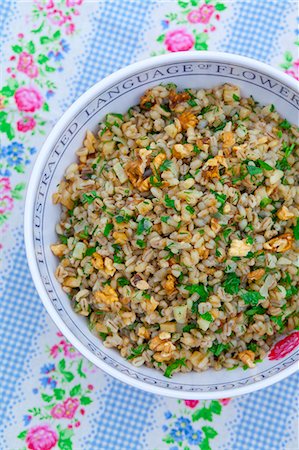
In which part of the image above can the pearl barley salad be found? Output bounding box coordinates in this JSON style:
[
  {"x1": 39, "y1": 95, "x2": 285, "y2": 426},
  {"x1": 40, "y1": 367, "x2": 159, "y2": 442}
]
[{"x1": 51, "y1": 84, "x2": 299, "y2": 378}]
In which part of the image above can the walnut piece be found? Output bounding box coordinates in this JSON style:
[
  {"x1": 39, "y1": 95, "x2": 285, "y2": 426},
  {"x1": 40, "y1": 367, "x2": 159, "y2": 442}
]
[
  {"x1": 276, "y1": 206, "x2": 295, "y2": 221},
  {"x1": 247, "y1": 268, "x2": 265, "y2": 281},
  {"x1": 263, "y1": 233, "x2": 294, "y2": 253},
  {"x1": 94, "y1": 285, "x2": 118, "y2": 305},
  {"x1": 91, "y1": 253, "x2": 104, "y2": 270},
  {"x1": 238, "y1": 350, "x2": 255, "y2": 368},
  {"x1": 50, "y1": 244, "x2": 68, "y2": 257},
  {"x1": 164, "y1": 274, "x2": 177, "y2": 294},
  {"x1": 178, "y1": 111, "x2": 198, "y2": 130},
  {"x1": 169, "y1": 89, "x2": 190, "y2": 107},
  {"x1": 172, "y1": 143, "x2": 194, "y2": 159}
]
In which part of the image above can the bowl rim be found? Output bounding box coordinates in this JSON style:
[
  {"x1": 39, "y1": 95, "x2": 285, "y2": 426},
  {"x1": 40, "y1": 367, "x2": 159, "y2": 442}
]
[{"x1": 24, "y1": 50, "x2": 299, "y2": 399}]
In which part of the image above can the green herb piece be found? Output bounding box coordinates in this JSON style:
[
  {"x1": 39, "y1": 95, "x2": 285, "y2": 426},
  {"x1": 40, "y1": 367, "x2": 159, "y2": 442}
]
[
  {"x1": 213, "y1": 121, "x2": 227, "y2": 132},
  {"x1": 164, "y1": 194, "x2": 177, "y2": 210},
  {"x1": 282, "y1": 142, "x2": 295, "y2": 158},
  {"x1": 260, "y1": 197, "x2": 272, "y2": 208},
  {"x1": 164, "y1": 358, "x2": 186, "y2": 378},
  {"x1": 178, "y1": 273, "x2": 184, "y2": 284},
  {"x1": 117, "y1": 277, "x2": 130, "y2": 287},
  {"x1": 85, "y1": 247, "x2": 97, "y2": 256},
  {"x1": 241, "y1": 290, "x2": 264, "y2": 305},
  {"x1": 91, "y1": 225, "x2": 99, "y2": 236},
  {"x1": 161, "y1": 216, "x2": 170, "y2": 223},
  {"x1": 223, "y1": 273, "x2": 241, "y2": 295},
  {"x1": 59, "y1": 235, "x2": 68, "y2": 244},
  {"x1": 186, "y1": 205, "x2": 195, "y2": 214},
  {"x1": 110, "y1": 113, "x2": 123, "y2": 120},
  {"x1": 275, "y1": 157, "x2": 291, "y2": 171},
  {"x1": 113, "y1": 254, "x2": 124, "y2": 264},
  {"x1": 79, "y1": 226, "x2": 89, "y2": 239},
  {"x1": 136, "y1": 218, "x2": 152, "y2": 235},
  {"x1": 200, "y1": 312, "x2": 214, "y2": 322},
  {"x1": 293, "y1": 218, "x2": 299, "y2": 240},
  {"x1": 185, "y1": 284, "x2": 211, "y2": 300},
  {"x1": 257, "y1": 159, "x2": 274, "y2": 171},
  {"x1": 285, "y1": 285, "x2": 298, "y2": 300},
  {"x1": 247, "y1": 164, "x2": 263, "y2": 176},
  {"x1": 246, "y1": 235, "x2": 254, "y2": 245},
  {"x1": 115, "y1": 215, "x2": 127, "y2": 223},
  {"x1": 160, "y1": 104, "x2": 171, "y2": 113},
  {"x1": 82, "y1": 190, "x2": 99, "y2": 204},
  {"x1": 201, "y1": 105, "x2": 212, "y2": 115},
  {"x1": 270, "y1": 104, "x2": 275, "y2": 112},
  {"x1": 182, "y1": 323, "x2": 197, "y2": 332},
  {"x1": 159, "y1": 159, "x2": 172, "y2": 172},
  {"x1": 279, "y1": 119, "x2": 291, "y2": 129},
  {"x1": 210, "y1": 190, "x2": 227, "y2": 213},
  {"x1": 222, "y1": 228, "x2": 233, "y2": 242},
  {"x1": 99, "y1": 332, "x2": 108, "y2": 341},
  {"x1": 232, "y1": 94, "x2": 240, "y2": 101},
  {"x1": 247, "y1": 342, "x2": 257, "y2": 352},
  {"x1": 188, "y1": 98, "x2": 197, "y2": 107},
  {"x1": 193, "y1": 144, "x2": 200, "y2": 154},
  {"x1": 127, "y1": 344, "x2": 149, "y2": 360},
  {"x1": 270, "y1": 315, "x2": 284, "y2": 330},
  {"x1": 215, "y1": 249, "x2": 221, "y2": 257},
  {"x1": 136, "y1": 239, "x2": 146, "y2": 248},
  {"x1": 103, "y1": 223, "x2": 114, "y2": 237},
  {"x1": 209, "y1": 343, "x2": 229, "y2": 357}
]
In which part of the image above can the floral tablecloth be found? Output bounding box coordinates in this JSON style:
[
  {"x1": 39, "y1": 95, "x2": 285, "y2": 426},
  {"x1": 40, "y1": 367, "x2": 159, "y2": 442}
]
[{"x1": 0, "y1": 1, "x2": 298, "y2": 449}]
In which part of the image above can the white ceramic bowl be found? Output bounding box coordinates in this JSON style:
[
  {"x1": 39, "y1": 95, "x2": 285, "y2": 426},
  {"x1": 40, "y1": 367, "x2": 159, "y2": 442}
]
[{"x1": 25, "y1": 51, "x2": 299, "y2": 399}]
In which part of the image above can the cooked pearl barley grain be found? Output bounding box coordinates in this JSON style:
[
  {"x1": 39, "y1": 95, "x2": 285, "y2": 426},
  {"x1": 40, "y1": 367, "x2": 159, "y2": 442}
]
[{"x1": 52, "y1": 84, "x2": 299, "y2": 377}]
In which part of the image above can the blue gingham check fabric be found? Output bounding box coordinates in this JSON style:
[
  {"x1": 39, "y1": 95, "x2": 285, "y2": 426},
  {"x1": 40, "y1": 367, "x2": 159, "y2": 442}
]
[{"x1": 0, "y1": 1, "x2": 298, "y2": 449}]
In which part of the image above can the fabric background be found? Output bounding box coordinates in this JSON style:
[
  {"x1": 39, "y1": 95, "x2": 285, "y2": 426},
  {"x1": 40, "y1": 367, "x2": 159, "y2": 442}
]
[{"x1": 0, "y1": 1, "x2": 298, "y2": 449}]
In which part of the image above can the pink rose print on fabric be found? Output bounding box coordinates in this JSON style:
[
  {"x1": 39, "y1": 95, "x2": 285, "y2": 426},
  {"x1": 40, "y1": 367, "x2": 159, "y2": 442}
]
[
  {"x1": 17, "y1": 52, "x2": 39, "y2": 78},
  {"x1": 50, "y1": 403, "x2": 66, "y2": 419},
  {"x1": 187, "y1": 9, "x2": 202, "y2": 24},
  {"x1": 63, "y1": 342, "x2": 80, "y2": 359},
  {"x1": 34, "y1": 0, "x2": 54, "y2": 9},
  {"x1": 26, "y1": 425, "x2": 58, "y2": 450},
  {"x1": 17, "y1": 116, "x2": 36, "y2": 132},
  {"x1": 198, "y1": 4, "x2": 215, "y2": 24},
  {"x1": 14, "y1": 87, "x2": 43, "y2": 113},
  {"x1": 63, "y1": 397, "x2": 80, "y2": 419},
  {"x1": 0, "y1": 195, "x2": 13, "y2": 214},
  {"x1": 165, "y1": 29, "x2": 194, "y2": 52},
  {"x1": 220, "y1": 398, "x2": 231, "y2": 405},
  {"x1": 66, "y1": 0, "x2": 83, "y2": 6},
  {"x1": 66, "y1": 23, "x2": 75, "y2": 35},
  {"x1": 47, "y1": 9, "x2": 67, "y2": 26},
  {"x1": 184, "y1": 400, "x2": 199, "y2": 408},
  {"x1": 0, "y1": 177, "x2": 11, "y2": 195},
  {"x1": 50, "y1": 344, "x2": 59, "y2": 358},
  {"x1": 285, "y1": 60, "x2": 299, "y2": 80},
  {"x1": 269, "y1": 332, "x2": 299, "y2": 360}
]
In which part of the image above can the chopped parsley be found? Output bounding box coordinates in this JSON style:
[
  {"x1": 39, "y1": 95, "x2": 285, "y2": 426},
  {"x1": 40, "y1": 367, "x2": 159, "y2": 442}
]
[
  {"x1": 82, "y1": 190, "x2": 100, "y2": 204},
  {"x1": 127, "y1": 344, "x2": 149, "y2": 360},
  {"x1": 241, "y1": 290, "x2": 264, "y2": 305},
  {"x1": 270, "y1": 104, "x2": 275, "y2": 112},
  {"x1": 276, "y1": 157, "x2": 291, "y2": 171},
  {"x1": 85, "y1": 247, "x2": 97, "y2": 256},
  {"x1": 193, "y1": 144, "x2": 200, "y2": 154},
  {"x1": 213, "y1": 121, "x2": 227, "y2": 132},
  {"x1": 210, "y1": 190, "x2": 227, "y2": 213},
  {"x1": 58, "y1": 234, "x2": 68, "y2": 244},
  {"x1": 117, "y1": 277, "x2": 130, "y2": 286},
  {"x1": 246, "y1": 164, "x2": 263, "y2": 176},
  {"x1": 161, "y1": 216, "x2": 170, "y2": 223},
  {"x1": 164, "y1": 358, "x2": 186, "y2": 378},
  {"x1": 223, "y1": 273, "x2": 241, "y2": 295},
  {"x1": 260, "y1": 197, "x2": 272, "y2": 208},
  {"x1": 200, "y1": 312, "x2": 214, "y2": 322},
  {"x1": 247, "y1": 342, "x2": 257, "y2": 352},
  {"x1": 185, "y1": 284, "x2": 211, "y2": 300},
  {"x1": 185, "y1": 205, "x2": 195, "y2": 214},
  {"x1": 159, "y1": 159, "x2": 172, "y2": 172},
  {"x1": 293, "y1": 218, "x2": 299, "y2": 240},
  {"x1": 136, "y1": 218, "x2": 152, "y2": 235},
  {"x1": 164, "y1": 194, "x2": 177, "y2": 210},
  {"x1": 209, "y1": 343, "x2": 229, "y2": 357},
  {"x1": 99, "y1": 332, "x2": 108, "y2": 341},
  {"x1": 103, "y1": 223, "x2": 114, "y2": 237},
  {"x1": 136, "y1": 239, "x2": 146, "y2": 248},
  {"x1": 279, "y1": 119, "x2": 291, "y2": 129},
  {"x1": 222, "y1": 228, "x2": 233, "y2": 242},
  {"x1": 233, "y1": 93, "x2": 240, "y2": 101},
  {"x1": 282, "y1": 142, "x2": 295, "y2": 158},
  {"x1": 182, "y1": 323, "x2": 197, "y2": 332},
  {"x1": 115, "y1": 214, "x2": 131, "y2": 223},
  {"x1": 270, "y1": 315, "x2": 284, "y2": 331},
  {"x1": 246, "y1": 235, "x2": 254, "y2": 245},
  {"x1": 188, "y1": 98, "x2": 197, "y2": 107},
  {"x1": 257, "y1": 159, "x2": 274, "y2": 171},
  {"x1": 201, "y1": 105, "x2": 212, "y2": 115}
]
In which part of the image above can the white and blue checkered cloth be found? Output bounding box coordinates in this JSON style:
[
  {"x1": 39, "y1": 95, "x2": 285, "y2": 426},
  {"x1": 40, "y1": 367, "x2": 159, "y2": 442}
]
[{"x1": 0, "y1": 1, "x2": 298, "y2": 449}]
